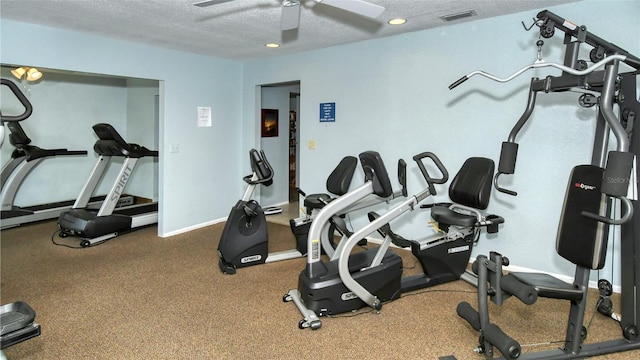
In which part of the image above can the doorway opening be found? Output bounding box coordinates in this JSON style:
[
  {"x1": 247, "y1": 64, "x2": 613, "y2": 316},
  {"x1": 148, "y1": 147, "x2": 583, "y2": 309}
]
[{"x1": 259, "y1": 81, "x2": 300, "y2": 224}]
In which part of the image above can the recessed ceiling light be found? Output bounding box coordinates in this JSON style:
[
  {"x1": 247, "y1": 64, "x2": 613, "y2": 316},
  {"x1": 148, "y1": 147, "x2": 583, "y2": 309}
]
[
  {"x1": 265, "y1": 43, "x2": 280, "y2": 48},
  {"x1": 388, "y1": 18, "x2": 407, "y2": 25}
]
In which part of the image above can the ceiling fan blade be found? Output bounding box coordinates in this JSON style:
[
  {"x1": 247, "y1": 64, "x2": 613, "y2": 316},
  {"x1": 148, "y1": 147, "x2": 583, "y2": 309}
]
[
  {"x1": 193, "y1": 0, "x2": 234, "y2": 7},
  {"x1": 317, "y1": 0, "x2": 385, "y2": 19},
  {"x1": 281, "y1": 2, "x2": 301, "y2": 31}
]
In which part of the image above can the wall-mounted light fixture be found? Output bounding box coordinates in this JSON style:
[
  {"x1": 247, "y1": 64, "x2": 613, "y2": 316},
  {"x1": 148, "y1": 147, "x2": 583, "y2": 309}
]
[{"x1": 11, "y1": 67, "x2": 43, "y2": 82}]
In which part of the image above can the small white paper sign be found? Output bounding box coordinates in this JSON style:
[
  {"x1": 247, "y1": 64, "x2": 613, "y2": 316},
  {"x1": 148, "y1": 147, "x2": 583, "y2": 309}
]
[{"x1": 197, "y1": 107, "x2": 212, "y2": 127}]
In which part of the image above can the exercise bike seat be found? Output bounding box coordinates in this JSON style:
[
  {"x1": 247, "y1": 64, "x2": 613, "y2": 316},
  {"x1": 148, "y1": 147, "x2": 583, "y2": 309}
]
[
  {"x1": 303, "y1": 156, "x2": 358, "y2": 211},
  {"x1": 431, "y1": 205, "x2": 478, "y2": 228}
]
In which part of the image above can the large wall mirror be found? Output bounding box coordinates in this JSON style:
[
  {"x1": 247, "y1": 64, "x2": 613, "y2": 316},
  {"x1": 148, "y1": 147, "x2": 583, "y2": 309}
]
[{"x1": 0, "y1": 65, "x2": 159, "y2": 226}]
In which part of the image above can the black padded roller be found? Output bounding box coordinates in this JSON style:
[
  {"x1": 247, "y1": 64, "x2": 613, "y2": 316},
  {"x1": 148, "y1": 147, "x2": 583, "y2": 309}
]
[
  {"x1": 456, "y1": 301, "x2": 481, "y2": 331},
  {"x1": 501, "y1": 274, "x2": 537, "y2": 305},
  {"x1": 484, "y1": 323, "x2": 521, "y2": 359}
]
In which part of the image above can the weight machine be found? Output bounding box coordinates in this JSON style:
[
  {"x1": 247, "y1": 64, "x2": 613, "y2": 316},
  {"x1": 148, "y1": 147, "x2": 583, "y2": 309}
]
[{"x1": 449, "y1": 10, "x2": 640, "y2": 359}]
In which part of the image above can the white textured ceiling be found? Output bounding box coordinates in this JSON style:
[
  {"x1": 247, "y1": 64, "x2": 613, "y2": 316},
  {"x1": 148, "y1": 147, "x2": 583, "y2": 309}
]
[{"x1": 0, "y1": 0, "x2": 576, "y2": 61}]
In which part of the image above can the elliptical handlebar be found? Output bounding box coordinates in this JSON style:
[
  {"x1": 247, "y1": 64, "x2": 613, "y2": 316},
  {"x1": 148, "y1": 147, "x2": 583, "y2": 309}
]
[
  {"x1": 397, "y1": 159, "x2": 408, "y2": 197},
  {"x1": 412, "y1": 152, "x2": 448, "y2": 196}
]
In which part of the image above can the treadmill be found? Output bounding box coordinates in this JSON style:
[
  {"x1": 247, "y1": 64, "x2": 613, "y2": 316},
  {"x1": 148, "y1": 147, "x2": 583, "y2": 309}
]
[
  {"x1": 58, "y1": 123, "x2": 158, "y2": 247},
  {"x1": 0, "y1": 78, "x2": 103, "y2": 229},
  {"x1": 0, "y1": 80, "x2": 42, "y2": 358}
]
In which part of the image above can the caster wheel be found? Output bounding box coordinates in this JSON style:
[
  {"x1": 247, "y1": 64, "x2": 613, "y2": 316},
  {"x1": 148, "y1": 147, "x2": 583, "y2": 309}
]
[
  {"x1": 283, "y1": 294, "x2": 292, "y2": 303},
  {"x1": 80, "y1": 240, "x2": 91, "y2": 248},
  {"x1": 310, "y1": 320, "x2": 322, "y2": 330},
  {"x1": 59, "y1": 231, "x2": 68, "y2": 238},
  {"x1": 298, "y1": 319, "x2": 307, "y2": 330}
]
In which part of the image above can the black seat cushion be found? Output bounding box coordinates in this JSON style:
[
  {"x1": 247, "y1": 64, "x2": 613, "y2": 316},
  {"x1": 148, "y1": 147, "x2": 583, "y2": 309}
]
[
  {"x1": 510, "y1": 272, "x2": 584, "y2": 302},
  {"x1": 431, "y1": 205, "x2": 477, "y2": 228}
]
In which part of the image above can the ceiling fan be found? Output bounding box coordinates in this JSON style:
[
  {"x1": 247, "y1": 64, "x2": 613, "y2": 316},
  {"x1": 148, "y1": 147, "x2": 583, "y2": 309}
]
[{"x1": 193, "y1": 0, "x2": 385, "y2": 31}]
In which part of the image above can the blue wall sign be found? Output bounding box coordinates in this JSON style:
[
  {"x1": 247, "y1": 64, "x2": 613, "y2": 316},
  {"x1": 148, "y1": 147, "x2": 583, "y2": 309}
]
[{"x1": 320, "y1": 102, "x2": 335, "y2": 122}]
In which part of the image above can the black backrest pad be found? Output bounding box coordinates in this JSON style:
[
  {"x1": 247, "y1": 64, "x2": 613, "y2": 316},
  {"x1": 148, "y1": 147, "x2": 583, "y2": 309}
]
[
  {"x1": 448, "y1": 157, "x2": 495, "y2": 210},
  {"x1": 249, "y1": 149, "x2": 272, "y2": 180},
  {"x1": 359, "y1": 151, "x2": 393, "y2": 198},
  {"x1": 556, "y1": 165, "x2": 608, "y2": 270},
  {"x1": 326, "y1": 156, "x2": 358, "y2": 196}
]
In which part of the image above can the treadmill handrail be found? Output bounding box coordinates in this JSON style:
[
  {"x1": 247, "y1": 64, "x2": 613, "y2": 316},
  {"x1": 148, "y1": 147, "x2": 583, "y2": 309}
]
[{"x1": 0, "y1": 79, "x2": 33, "y2": 123}]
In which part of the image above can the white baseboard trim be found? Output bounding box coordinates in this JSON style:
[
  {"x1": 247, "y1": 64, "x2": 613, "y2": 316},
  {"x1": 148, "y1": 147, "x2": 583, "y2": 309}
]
[
  {"x1": 264, "y1": 200, "x2": 290, "y2": 208},
  {"x1": 160, "y1": 217, "x2": 226, "y2": 238},
  {"x1": 162, "y1": 199, "x2": 291, "y2": 238}
]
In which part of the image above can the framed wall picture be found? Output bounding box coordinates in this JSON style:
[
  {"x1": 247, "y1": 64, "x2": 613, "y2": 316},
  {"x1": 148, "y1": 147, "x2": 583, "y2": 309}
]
[{"x1": 261, "y1": 109, "x2": 279, "y2": 137}]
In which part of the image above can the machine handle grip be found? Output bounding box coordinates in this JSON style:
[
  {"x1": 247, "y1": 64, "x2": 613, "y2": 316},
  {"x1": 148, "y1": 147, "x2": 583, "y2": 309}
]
[
  {"x1": 484, "y1": 323, "x2": 522, "y2": 360},
  {"x1": 582, "y1": 196, "x2": 634, "y2": 225},
  {"x1": 456, "y1": 301, "x2": 480, "y2": 331},
  {"x1": 398, "y1": 159, "x2": 408, "y2": 197},
  {"x1": 501, "y1": 274, "x2": 538, "y2": 305},
  {"x1": 494, "y1": 173, "x2": 518, "y2": 196},
  {"x1": 412, "y1": 152, "x2": 449, "y2": 196},
  {"x1": 448, "y1": 76, "x2": 468, "y2": 90},
  {"x1": 0, "y1": 79, "x2": 33, "y2": 122}
]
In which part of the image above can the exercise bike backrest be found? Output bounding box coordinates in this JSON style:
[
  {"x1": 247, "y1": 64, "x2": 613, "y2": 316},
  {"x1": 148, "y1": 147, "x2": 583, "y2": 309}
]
[
  {"x1": 325, "y1": 156, "x2": 358, "y2": 196},
  {"x1": 429, "y1": 157, "x2": 496, "y2": 230},
  {"x1": 244, "y1": 148, "x2": 273, "y2": 187},
  {"x1": 359, "y1": 151, "x2": 393, "y2": 198},
  {"x1": 448, "y1": 157, "x2": 495, "y2": 210}
]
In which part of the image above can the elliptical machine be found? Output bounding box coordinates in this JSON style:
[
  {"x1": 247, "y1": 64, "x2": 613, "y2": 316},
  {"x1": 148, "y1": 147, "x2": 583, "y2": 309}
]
[
  {"x1": 290, "y1": 155, "x2": 409, "y2": 259},
  {"x1": 285, "y1": 152, "x2": 505, "y2": 330},
  {"x1": 217, "y1": 149, "x2": 306, "y2": 274}
]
